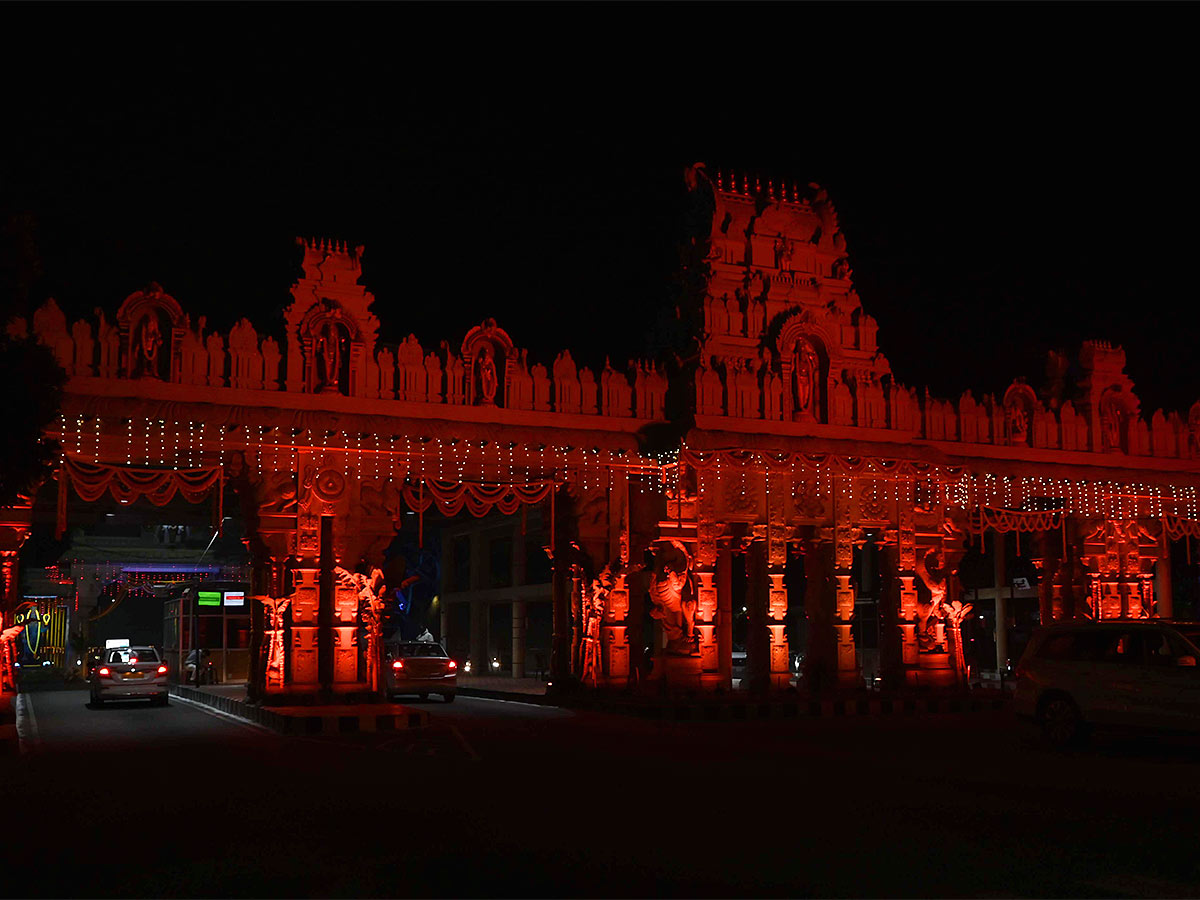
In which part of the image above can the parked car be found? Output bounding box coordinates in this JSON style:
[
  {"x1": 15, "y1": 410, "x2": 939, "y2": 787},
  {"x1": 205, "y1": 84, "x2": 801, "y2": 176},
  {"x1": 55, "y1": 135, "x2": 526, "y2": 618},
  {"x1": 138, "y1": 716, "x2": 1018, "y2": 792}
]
[
  {"x1": 1013, "y1": 620, "x2": 1200, "y2": 745},
  {"x1": 385, "y1": 641, "x2": 457, "y2": 703},
  {"x1": 89, "y1": 645, "x2": 169, "y2": 707}
]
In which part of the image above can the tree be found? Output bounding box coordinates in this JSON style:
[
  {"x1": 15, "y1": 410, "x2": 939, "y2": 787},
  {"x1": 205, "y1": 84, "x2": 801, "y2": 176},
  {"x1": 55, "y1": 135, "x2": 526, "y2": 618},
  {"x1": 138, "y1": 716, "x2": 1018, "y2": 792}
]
[{"x1": 0, "y1": 334, "x2": 66, "y2": 506}]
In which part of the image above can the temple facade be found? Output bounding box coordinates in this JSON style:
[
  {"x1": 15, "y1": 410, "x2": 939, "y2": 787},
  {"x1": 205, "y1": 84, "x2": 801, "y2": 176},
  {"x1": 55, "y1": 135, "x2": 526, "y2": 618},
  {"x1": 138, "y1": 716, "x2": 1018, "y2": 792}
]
[{"x1": 4, "y1": 168, "x2": 1200, "y2": 699}]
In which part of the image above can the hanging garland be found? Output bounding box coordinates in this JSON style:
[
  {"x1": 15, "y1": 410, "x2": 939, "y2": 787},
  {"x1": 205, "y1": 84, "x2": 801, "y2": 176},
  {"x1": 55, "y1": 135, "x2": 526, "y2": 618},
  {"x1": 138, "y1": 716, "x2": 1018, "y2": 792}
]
[
  {"x1": 56, "y1": 457, "x2": 223, "y2": 539},
  {"x1": 399, "y1": 479, "x2": 555, "y2": 518}
]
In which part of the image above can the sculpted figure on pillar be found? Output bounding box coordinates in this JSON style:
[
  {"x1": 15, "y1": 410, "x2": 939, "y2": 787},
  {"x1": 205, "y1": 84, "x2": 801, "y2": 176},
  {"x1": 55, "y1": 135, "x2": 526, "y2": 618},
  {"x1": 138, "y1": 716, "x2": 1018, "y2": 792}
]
[
  {"x1": 915, "y1": 547, "x2": 948, "y2": 651},
  {"x1": 647, "y1": 540, "x2": 696, "y2": 656},
  {"x1": 580, "y1": 564, "x2": 615, "y2": 686}
]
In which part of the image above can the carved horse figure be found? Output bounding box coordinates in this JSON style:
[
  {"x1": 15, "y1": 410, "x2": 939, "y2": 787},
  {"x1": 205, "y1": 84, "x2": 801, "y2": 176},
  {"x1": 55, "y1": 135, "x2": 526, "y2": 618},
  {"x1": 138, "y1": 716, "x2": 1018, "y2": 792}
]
[{"x1": 647, "y1": 540, "x2": 697, "y2": 656}]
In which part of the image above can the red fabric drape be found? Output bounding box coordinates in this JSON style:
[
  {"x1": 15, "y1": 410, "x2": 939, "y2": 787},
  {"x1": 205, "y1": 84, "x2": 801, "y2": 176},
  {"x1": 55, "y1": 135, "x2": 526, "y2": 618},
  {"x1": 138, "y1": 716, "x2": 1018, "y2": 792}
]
[
  {"x1": 400, "y1": 480, "x2": 554, "y2": 518},
  {"x1": 56, "y1": 458, "x2": 223, "y2": 538}
]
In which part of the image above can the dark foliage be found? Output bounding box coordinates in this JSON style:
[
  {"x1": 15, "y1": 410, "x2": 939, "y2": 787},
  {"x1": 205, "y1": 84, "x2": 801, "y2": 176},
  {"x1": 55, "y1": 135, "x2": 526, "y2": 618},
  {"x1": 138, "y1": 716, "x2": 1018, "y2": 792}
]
[{"x1": 0, "y1": 335, "x2": 65, "y2": 505}]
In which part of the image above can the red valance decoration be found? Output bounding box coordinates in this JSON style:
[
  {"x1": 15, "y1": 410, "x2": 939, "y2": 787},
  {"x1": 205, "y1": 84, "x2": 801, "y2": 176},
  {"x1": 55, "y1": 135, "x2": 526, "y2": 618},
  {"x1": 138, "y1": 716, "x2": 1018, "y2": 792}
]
[
  {"x1": 969, "y1": 506, "x2": 1063, "y2": 536},
  {"x1": 56, "y1": 458, "x2": 223, "y2": 539},
  {"x1": 1163, "y1": 515, "x2": 1200, "y2": 542},
  {"x1": 400, "y1": 479, "x2": 554, "y2": 518}
]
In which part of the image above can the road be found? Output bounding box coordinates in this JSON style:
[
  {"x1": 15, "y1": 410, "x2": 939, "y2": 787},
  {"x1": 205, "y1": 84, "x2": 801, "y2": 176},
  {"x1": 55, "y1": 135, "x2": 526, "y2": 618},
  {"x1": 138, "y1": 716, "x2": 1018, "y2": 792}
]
[{"x1": 5, "y1": 686, "x2": 1200, "y2": 897}]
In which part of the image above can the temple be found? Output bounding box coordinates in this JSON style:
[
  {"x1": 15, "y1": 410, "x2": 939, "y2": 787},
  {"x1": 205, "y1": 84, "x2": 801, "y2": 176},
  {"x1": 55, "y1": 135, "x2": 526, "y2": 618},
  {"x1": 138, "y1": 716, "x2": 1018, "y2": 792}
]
[{"x1": 4, "y1": 167, "x2": 1200, "y2": 700}]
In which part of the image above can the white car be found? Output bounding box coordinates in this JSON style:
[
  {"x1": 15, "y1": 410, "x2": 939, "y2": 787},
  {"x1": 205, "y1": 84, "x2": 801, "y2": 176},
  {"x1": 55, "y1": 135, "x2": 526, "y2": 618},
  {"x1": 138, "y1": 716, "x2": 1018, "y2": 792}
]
[
  {"x1": 89, "y1": 645, "x2": 169, "y2": 707},
  {"x1": 1014, "y1": 621, "x2": 1200, "y2": 745}
]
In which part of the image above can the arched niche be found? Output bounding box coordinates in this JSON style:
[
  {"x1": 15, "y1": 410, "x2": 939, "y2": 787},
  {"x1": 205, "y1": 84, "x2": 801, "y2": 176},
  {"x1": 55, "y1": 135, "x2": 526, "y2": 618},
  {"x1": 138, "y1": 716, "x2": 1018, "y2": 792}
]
[
  {"x1": 461, "y1": 319, "x2": 515, "y2": 407},
  {"x1": 298, "y1": 300, "x2": 361, "y2": 396},
  {"x1": 115, "y1": 284, "x2": 186, "y2": 382},
  {"x1": 1098, "y1": 385, "x2": 1139, "y2": 454},
  {"x1": 776, "y1": 312, "x2": 833, "y2": 423},
  {"x1": 1002, "y1": 382, "x2": 1038, "y2": 446}
]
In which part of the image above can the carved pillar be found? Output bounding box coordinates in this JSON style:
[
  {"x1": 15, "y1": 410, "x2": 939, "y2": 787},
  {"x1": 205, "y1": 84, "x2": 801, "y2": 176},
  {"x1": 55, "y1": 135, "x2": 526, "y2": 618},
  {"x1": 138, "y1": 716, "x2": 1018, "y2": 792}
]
[
  {"x1": 1155, "y1": 533, "x2": 1173, "y2": 619},
  {"x1": 897, "y1": 490, "x2": 919, "y2": 678},
  {"x1": 746, "y1": 541, "x2": 770, "y2": 694},
  {"x1": 766, "y1": 471, "x2": 789, "y2": 688},
  {"x1": 602, "y1": 472, "x2": 630, "y2": 685},
  {"x1": 289, "y1": 567, "x2": 320, "y2": 686},
  {"x1": 833, "y1": 478, "x2": 859, "y2": 685},
  {"x1": 0, "y1": 550, "x2": 17, "y2": 612},
  {"x1": 550, "y1": 489, "x2": 572, "y2": 683},
  {"x1": 716, "y1": 548, "x2": 733, "y2": 688},
  {"x1": 332, "y1": 568, "x2": 359, "y2": 685},
  {"x1": 694, "y1": 469, "x2": 719, "y2": 688},
  {"x1": 512, "y1": 598, "x2": 526, "y2": 679}
]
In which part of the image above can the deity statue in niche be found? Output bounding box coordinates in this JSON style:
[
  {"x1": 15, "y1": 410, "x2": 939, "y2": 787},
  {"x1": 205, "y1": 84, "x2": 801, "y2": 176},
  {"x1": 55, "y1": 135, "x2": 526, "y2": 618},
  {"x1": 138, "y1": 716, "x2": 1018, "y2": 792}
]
[
  {"x1": 647, "y1": 540, "x2": 696, "y2": 656},
  {"x1": 794, "y1": 340, "x2": 819, "y2": 418},
  {"x1": 1100, "y1": 392, "x2": 1124, "y2": 452},
  {"x1": 315, "y1": 320, "x2": 343, "y2": 393},
  {"x1": 1007, "y1": 403, "x2": 1028, "y2": 444},
  {"x1": 773, "y1": 235, "x2": 792, "y2": 272},
  {"x1": 915, "y1": 547, "x2": 948, "y2": 652},
  {"x1": 477, "y1": 343, "x2": 498, "y2": 405},
  {"x1": 134, "y1": 313, "x2": 163, "y2": 379}
]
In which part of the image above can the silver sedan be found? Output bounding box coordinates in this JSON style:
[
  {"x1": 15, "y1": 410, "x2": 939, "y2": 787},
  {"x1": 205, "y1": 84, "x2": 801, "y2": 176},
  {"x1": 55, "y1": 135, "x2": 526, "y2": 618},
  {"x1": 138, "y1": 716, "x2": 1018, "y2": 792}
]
[{"x1": 89, "y1": 646, "x2": 169, "y2": 707}]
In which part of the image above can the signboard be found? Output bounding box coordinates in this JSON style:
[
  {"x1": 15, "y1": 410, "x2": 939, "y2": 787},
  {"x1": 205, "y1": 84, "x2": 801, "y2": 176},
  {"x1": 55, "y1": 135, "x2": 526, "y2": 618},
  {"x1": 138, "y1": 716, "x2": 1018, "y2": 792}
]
[
  {"x1": 105, "y1": 638, "x2": 130, "y2": 649},
  {"x1": 1012, "y1": 577, "x2": 1031, "y2": 591},
  {"x1": 223, "y1": 591, "x2": 245, "y2": 608},
  {"x1": 197, "y1": 590, "x2": 222, "y2": 607}
]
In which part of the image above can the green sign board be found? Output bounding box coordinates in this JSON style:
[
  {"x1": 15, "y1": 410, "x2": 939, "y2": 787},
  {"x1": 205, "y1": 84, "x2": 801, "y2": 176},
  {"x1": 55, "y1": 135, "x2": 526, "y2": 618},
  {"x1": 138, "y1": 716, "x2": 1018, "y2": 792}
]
[{"x1": 197, "y1": 591, "x2": 222, "y2": 607}]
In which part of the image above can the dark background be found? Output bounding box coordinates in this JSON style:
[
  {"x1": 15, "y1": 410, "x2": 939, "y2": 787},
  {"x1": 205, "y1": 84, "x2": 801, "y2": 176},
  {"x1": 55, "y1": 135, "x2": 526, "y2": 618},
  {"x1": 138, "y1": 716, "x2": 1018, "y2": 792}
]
[{"x1": 3, "y1": 12, "x2": 1195, "y2": 412}]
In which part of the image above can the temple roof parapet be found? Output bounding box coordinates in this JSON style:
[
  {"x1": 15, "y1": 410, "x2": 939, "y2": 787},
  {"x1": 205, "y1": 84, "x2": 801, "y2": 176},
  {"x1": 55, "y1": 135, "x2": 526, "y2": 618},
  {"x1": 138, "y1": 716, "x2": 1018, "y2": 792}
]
[{"x1": 9, "y1": 219, "x2": 1200, "y2": 466}]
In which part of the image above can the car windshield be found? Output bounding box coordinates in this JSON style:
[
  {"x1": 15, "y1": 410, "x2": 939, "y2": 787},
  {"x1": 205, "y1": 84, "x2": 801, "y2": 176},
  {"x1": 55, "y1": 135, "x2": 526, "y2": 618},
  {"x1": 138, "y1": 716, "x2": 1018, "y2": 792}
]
[
  {"x1": 395, "y1": 644, "x2": 447, "y2": 658},
  {"x1": 108, "y1": 647, "x2": 160, "y2": 664}
]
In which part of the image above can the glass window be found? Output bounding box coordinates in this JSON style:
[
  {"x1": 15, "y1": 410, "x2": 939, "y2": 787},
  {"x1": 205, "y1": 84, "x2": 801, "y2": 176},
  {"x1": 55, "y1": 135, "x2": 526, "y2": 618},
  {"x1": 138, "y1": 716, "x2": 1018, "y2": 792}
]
[
  {"x1": 452, "y1": 536, "x2": 471, "y2": 592},
  {"x1": 395, "y1": 643, "x2": 448, "y2": 658},
  {"x1": 226, "y1": 618, "x2": 251, "y2": 650},
  {"x1": 489, "y1": 536, "x2": 513, "y2": 588}
]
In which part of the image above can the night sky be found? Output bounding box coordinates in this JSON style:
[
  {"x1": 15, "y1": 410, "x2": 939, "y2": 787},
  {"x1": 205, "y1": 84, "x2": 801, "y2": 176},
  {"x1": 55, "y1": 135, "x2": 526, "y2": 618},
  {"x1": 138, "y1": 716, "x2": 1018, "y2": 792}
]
[{"x1": 4, "y1": 17, "x2": 1196, "y2": 416}]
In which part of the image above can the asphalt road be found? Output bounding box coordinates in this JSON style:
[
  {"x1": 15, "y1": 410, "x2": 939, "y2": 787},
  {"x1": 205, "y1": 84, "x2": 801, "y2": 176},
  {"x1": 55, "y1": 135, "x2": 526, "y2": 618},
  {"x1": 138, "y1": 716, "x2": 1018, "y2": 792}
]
[{"x1": 5, "y1": 687, "x2": 1200, "y2": 898}]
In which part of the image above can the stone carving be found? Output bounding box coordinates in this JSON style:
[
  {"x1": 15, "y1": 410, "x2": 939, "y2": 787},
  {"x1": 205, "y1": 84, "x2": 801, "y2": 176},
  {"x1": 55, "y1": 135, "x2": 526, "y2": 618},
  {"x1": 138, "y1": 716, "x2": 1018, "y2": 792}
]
[
  {"x1": 315, "y1": 320, "x2": 343, "y2": 393},
  {"x1": 579, "y1": 367, "x2": 597, "y2": 414},
  {"x1": 376, "y1": 347, "x2": 395, "y2": 399},
  {"x1": 442, "y1": 342, "x2": 464, "y2": 404},
  {"x1": 831, "y1": 377, "x2": 854, "y2": 426},
  {"x1": 647, "y1": 539, "x2": 696, "y2": 656},
  {"x1": 793, "y1": 339, "x2": 819, "y2": 419},
  {"x1": 228, "y1": 318, "x2": 261, "y2": 390},
  {"x1": 206, "y1": 332, "x2": 225, "y2": 387},
  {"x1": 71, "y1": 318, "x2": 94, "y2": 376},
  {"x1": 96, "y1": 310, "x2": 119, "y2": 378},
  {"x1": 133, "y1": 313, "x2": 164, "y2": 379},
  {"x1": 914, "y1": 547, "x2": 948, "y2": 652},
  {"x1": 532, "y1": 363, "x2": 552, "y2": 411},
  {"x1": 1100, "y1": 388, "x2": 1125, "y2": 453},
  {"x1": 476, "y1": 343, "x2": 498, "y2": 405},
  {"x1": 580, "y1": 563, "x2": 614, "y2": 686},
  {"x1": 553, "y1": 350, "x2": 580, "y2": 414},
  {"x1": 424, "y1": 351, "x2": 443, "y2": 402},
  {"x1": 398, "y1": 336, "x2": 426, "y2": 402},
  {"x1": 261, "y1": 336, "x2": 281, "y2": 391},
  {"x1": 726, "y1": 295, "x2": 743, "y2": 336},
  {"x1": 180, "y1": 317, "x2": 208, "y2": 386},
  {"x1": 508, "y1": 349, "x2": 534, "y2": 411}
]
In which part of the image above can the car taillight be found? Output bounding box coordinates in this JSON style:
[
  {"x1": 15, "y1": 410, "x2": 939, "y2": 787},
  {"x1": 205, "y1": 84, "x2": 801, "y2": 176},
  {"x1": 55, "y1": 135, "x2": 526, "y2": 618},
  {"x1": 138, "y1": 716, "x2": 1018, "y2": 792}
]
[
  {"x1": 448, "y1": 660, "x2": 457, "y2": 670},
  {"x1": 392, "y1": 660, "x2": 404, "y2": 670},
  {"x1": 157, "y1": 665, "x2": 168, "y2": 675},
  {"x1": 98, "y1": 667, "x2": 111, "y2": 677}
]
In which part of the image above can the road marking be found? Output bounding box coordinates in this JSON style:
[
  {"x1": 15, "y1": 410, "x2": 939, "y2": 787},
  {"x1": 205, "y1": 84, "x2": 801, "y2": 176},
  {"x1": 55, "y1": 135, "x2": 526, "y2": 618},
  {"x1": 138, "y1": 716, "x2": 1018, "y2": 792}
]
[
  {"x1": 14, "y1": 693, "x2": 40, "y2": 754},
  {"x1": 461, "y1": 695, "x2": 557, "y2": 711},
  {"x1": 448, "y1": 724, "x2": 482, "y2": 761},
  {"x1": 168, "y1": 693, "x2": 275, "y2": 736}
]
